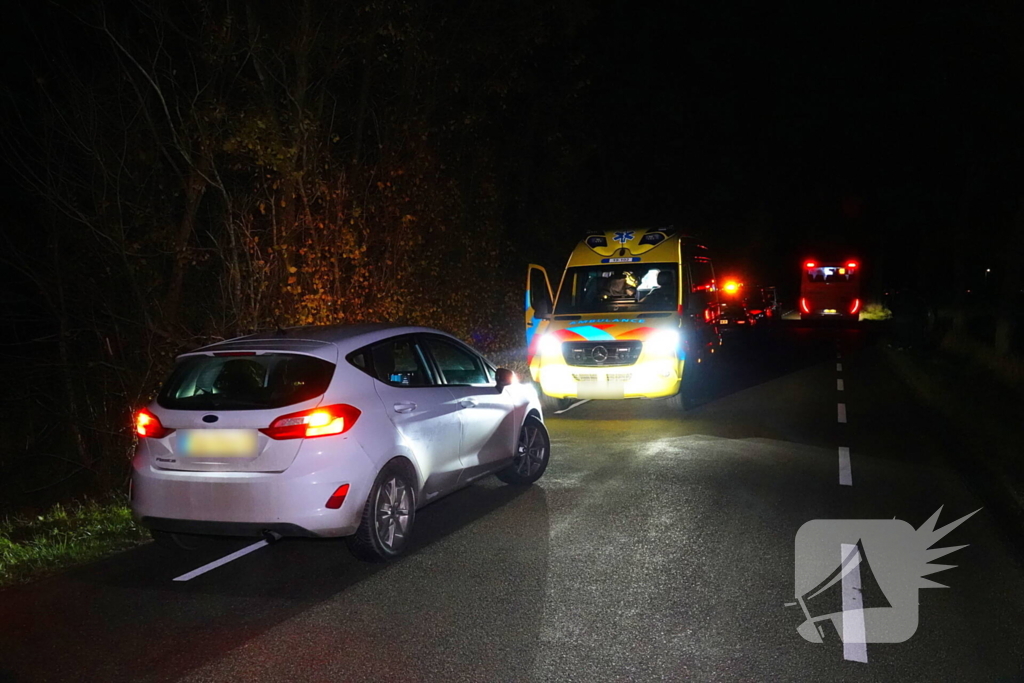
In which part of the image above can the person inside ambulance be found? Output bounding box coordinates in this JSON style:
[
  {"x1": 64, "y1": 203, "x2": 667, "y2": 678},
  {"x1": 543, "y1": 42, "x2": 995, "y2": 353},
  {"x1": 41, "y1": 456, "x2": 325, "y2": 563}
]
[
  {"x1": 641, "y1": 270, "x2": 676, "y2": 309},
  {"x1": 600, "y1": 272, "x2": 638, "y2": 301}
]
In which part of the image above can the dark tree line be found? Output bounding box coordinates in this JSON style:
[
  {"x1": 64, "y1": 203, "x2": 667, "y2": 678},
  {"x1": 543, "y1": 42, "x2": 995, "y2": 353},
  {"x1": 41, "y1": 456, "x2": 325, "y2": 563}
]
[{"x1": 0, "y1": 0, "x2": 590, "y2": 503}]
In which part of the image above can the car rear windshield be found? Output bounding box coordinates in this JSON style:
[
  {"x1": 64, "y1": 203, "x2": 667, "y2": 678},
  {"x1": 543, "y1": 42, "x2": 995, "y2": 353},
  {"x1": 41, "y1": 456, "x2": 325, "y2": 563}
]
[{"x1": 157, "y1": 353, "x2": 335, "y2": 410}]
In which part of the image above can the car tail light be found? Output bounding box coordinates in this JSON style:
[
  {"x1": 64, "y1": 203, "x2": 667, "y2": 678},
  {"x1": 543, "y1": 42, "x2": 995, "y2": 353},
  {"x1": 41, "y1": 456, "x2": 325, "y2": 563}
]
[
  {"x1": 805, "y1": 261, "x2": 816, "y2": 269},
  {"x1": 850, "y1": 299, "x2": 861, "y2": 315},
  {"x1": 260, "y1": 404, "x2": 362, "y2": 440},
  {"x1": 136, "y1": 408, "x2": 174, "y2": 439},
  {"x1": 748, "y1": 309, "x2": 763, "y2": 315},
  {"x1": 325, "y1": 484, "x2": 350, "y2": 510},
  {"x1": 846, "y1": 261, "x2": 858, "y2": 269},
  {"x1": 800, "y1": 298, "x2": 811, "y2": 314}
]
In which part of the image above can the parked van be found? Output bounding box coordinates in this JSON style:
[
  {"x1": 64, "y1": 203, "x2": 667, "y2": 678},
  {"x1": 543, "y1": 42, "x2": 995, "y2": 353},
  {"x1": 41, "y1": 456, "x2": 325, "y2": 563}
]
[{"x1": 525, "y1": 228, "x2": 720, "y2": 410}]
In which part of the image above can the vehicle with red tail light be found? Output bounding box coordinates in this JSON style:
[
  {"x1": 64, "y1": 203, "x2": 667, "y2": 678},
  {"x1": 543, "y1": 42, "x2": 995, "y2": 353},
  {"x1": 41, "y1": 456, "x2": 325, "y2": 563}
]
[
  {"x1": 131, "y1": 324, "x2": 547, "y2": 561},
  {"x1": 717, "y1": 300, "x2": 756, "y2": 330},
  {"x1": 717, "y1": 279, "x2": 758, "y2": 331},
  {"x1": 799, "y1": 260, "x2": 862, "y2": 321},
  {"x1": 745, "y1": 285, "x2": 779, "y2": 322}
]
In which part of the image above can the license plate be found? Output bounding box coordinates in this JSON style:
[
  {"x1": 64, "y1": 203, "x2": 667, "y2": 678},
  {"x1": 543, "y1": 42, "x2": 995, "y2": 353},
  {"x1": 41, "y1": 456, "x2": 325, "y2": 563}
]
[
  {"x1": 720, "y1": 319, "x2": 730, "y2": 324},
  {"x1": 180, "y1": 429, "x2": 258, "y2": 457},
  {"x1": 824, "y1": 309, "x2": 838, "y2": 315},
  {"x1": 577, "y1": 380, "x2": 625, "y2": 399}
]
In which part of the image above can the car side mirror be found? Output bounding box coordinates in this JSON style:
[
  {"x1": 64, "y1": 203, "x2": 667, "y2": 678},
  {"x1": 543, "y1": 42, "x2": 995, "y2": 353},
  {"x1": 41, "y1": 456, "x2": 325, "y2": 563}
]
[{"x1": 495, "y1": 368, "x2": 517, "y2": 392}]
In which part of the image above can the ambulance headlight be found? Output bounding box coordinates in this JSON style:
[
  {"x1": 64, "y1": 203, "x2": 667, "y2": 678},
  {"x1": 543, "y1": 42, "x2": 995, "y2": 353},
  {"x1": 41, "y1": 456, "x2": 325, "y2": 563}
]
[
  {"x1": 646, "y1": 329, "x2": 680, "y2": 356},
  {"x1": 539, "y1": 334, "x2": 563, "y2": 357}
]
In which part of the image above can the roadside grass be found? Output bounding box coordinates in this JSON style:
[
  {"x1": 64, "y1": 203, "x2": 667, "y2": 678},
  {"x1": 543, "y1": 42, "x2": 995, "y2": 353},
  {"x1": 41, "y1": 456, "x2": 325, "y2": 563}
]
[
  {"x1": 861, "y1": 303, "x2": 893, "y2": 321},
  {"x1": 0, "y1": 496, "x2": 149, "y2": 588}
]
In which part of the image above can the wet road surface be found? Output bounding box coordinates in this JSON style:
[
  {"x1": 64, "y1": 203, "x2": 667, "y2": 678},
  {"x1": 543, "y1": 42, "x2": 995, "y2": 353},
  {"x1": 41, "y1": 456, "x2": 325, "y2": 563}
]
[{"x1": 2, "y1": 322, "x2": 1023, "y2": 681}]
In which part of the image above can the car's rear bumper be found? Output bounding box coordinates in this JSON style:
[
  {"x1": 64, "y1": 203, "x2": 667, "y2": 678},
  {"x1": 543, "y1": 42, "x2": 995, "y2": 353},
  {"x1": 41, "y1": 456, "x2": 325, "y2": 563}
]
[
  {"x1": 131, "y1": 438, "x2": 377, "y2": 538},
  {"x1": 801, "y1": 311, "x2": 857, "y2": 320},
  {"x1": 139, "y1": 518, "x2": 320, "y2": 538}
]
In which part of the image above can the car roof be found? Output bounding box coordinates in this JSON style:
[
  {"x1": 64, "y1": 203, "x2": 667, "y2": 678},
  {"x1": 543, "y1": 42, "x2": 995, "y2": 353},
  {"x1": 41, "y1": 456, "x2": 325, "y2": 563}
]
[{"x1": 184, "y1": 324, "x2": 455, "y2": 360}]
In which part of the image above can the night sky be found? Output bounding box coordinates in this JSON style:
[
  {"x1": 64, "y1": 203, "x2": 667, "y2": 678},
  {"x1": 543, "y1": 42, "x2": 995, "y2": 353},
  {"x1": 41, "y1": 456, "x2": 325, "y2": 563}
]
[{"x1": 564, "y1": 1, "x2": 1023, "y2": 296}]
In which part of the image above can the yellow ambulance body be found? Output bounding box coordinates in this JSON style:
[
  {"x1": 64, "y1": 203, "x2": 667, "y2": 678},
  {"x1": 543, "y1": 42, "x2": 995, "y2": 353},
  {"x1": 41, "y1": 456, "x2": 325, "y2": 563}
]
[{"x1": 525, "y1": 228, "x2": 720, "y2": 409}]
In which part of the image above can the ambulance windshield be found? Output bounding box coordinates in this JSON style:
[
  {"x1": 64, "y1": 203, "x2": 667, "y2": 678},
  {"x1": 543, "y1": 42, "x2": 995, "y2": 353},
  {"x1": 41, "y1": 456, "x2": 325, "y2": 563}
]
[{"x1": 555, "y1": 264, "x2": 679, "y2": 314}]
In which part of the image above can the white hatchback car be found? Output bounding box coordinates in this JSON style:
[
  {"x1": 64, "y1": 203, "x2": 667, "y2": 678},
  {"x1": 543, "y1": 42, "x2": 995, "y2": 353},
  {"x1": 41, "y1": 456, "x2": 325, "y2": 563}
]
[{"x1": 131, "y1": 324, "x2": 549, "y2": 560}]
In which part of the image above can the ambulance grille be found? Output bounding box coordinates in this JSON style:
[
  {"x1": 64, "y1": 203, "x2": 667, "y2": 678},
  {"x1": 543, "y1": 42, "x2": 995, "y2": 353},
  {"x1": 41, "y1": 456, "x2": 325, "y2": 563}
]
[{"x1": 562, "y1": 340, "x2": 642, "y2": 367}]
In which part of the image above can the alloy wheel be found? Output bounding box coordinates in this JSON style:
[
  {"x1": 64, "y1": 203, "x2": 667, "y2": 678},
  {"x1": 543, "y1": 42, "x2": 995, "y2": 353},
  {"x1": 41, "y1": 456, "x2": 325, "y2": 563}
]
[
  {"x1": 514, "y1": 422, "x2": 547, "y2": 478},
  {"x1": 374, "y1": 476, "x2": 411, "y2": 551}
]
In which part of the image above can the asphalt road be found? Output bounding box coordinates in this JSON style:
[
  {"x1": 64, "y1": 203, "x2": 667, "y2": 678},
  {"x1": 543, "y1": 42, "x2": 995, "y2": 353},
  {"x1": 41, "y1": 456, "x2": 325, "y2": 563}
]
[{"x1": 3, "y1": 321, "x2": 1024, "y2": 682}]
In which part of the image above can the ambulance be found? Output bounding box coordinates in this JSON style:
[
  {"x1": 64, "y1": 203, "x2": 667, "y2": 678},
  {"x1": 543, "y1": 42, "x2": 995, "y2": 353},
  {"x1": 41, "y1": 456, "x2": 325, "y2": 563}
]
[{"x1": 525, "y1": 227, "x2": 721, "y2": 411}]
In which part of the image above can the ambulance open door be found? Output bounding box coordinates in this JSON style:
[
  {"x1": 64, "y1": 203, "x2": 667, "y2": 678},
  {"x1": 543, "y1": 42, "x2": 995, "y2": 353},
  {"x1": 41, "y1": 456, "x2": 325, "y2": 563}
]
[{"x1": 525, "y1": 264, "x2": 554, "y2": 349}]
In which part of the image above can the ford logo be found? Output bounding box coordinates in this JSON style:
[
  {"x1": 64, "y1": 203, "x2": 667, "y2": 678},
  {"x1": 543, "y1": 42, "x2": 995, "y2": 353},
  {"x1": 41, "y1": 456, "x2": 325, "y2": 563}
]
[
  {"x1": 202, "y1": 414, "x2": 219, "y2": 423},
  {"x1": 592, "y1": 345, "x2": 609, "y2": 363}
]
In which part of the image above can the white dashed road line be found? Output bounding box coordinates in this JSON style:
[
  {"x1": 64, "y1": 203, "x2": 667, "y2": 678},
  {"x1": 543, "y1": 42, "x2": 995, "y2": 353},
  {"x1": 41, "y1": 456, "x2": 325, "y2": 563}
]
[
  {"x1": 836, "y1": 363, "x2": 843, "y2": 372},
  {"x1": 837, "y1": 378, "x2": 845, "y2": 391},
  {"x1": 173, "y1": 540, "x2": 269, "y2": 582},
  {"x1": 838, "y1": 403, "x2": 847, "y2": 423},
  {"x1": 841, "y1": 543, "x2": 869, "y2": 663},
  {"x1": 838, "y1": 447, "x2": 852, "y2": 486}
]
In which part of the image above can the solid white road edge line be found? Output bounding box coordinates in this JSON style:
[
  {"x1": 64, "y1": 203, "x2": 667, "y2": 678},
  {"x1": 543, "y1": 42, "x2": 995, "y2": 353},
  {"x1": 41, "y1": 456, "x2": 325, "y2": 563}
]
[
  {"x1": 841, "y1": 543, "x2": 869, "y2": 663},
  {"x1": 838, "y1": 446, "x2": 852, "y2": 486},
  {"x1": 837, "y1": 378, "x2": 845, "y2": 391},
  {"x1": 838, "y1": 403, "x2": 847, "y2": 423},
  {"x1": 554, "y1": 399, "x2": 591, "y2": 414},
  {"x1": 173, "y1": 540, "x2": 269, "y2": 582}
]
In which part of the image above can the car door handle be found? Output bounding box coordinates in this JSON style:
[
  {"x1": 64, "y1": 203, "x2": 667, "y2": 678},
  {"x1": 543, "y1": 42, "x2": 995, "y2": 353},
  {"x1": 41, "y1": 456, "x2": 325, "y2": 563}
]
[
  {"x1": 459, "y1": 398, "x2": 478, "y2": 408},
  {"x1": 393, "y1": 402, "x2": 417, "y2": 413}
]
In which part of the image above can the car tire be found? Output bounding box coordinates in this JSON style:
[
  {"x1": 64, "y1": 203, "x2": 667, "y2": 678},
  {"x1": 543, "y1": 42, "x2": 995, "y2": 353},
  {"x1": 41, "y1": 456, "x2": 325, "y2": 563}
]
[
  {"x1": 670, "y1": 356, "x2": 705, "y2": 411},
  {"x1": 664, "y1": 389, "x2": 687, "y2": 411},
  {"x1": 497, "y1": 416, "x2": 551, "y2": 485},
  {"x1": 150, "y1": 530, "x2": 210, "y2": 551},
  {"x1": 347, "y1": 462, "x2": 417, "y2": 562}
]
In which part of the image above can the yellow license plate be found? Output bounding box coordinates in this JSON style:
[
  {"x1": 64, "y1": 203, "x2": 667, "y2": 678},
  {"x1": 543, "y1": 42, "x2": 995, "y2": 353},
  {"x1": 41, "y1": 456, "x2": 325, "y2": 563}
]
[
  {"x1": 181, "y1": 429, "x2": 258, "y2": 457},
  {"x1": 824, "y1": 309, "x2": 838, "y2": 315}
]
